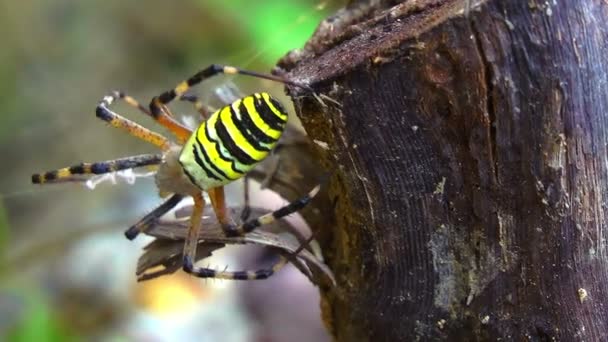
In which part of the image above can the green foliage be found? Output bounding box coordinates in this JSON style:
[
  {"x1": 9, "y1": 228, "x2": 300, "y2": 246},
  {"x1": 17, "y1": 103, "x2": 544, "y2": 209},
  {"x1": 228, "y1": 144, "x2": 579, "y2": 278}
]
[
  {"x1": 7, "y1": 291, "x2": 78, "y2": 342},
  {"x1": 200, "y1": 0, "x2": 326, "y2": 63}
]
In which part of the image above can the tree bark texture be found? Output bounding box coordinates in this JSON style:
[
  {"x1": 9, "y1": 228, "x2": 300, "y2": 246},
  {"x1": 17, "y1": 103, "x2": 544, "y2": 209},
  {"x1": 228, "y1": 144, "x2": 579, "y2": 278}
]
[{"x1": 278, "y1": 0, "x2": 608, "y2": 340}]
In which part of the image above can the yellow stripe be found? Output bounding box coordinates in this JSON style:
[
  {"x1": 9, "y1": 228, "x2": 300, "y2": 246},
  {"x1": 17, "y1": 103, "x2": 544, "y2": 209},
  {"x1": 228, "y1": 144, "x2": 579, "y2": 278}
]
[
  {"x1": 196, "y1": 115, "x2": 240, "y2": 179},
  {"x1": 123, "y1": 95, "x2": 140, "y2": 108},
  {"x1": 223, "y1": 66, "x2": 238, "y2": 74},
  {"x1": 258, "y1": 214, "x2": 275, "y2": 225},
  {"x1": 219, "y1": 107, "x2": 267, "y2": 161},
  {"x1": 273, "y1": 257, "x2": 288, "y2": 272},
  {"x1": 242, "y1": 96, "x2": 282, "y2": 140},
  {"x1": 261, "y1": 92, "x2": 288, "y2": 121},
  {"x1": 175, "y1": 81, "x2": 189, "y2": 96},
  {"x1": 57, "y1": 169, "x2": 71, "y2": 178}
]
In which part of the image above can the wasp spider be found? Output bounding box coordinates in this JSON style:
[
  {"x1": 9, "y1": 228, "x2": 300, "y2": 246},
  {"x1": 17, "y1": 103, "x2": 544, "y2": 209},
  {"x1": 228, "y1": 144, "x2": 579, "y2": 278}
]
[{"x1": 32, "y1": 64, "x2": 320, "y2": 280}]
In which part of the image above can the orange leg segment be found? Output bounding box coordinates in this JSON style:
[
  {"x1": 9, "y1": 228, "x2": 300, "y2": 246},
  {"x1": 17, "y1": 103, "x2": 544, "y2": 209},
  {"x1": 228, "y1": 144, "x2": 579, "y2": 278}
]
[
  {"x1": 207, "y1": 187, "x2": 239, "y2": 236},
  {"x1": 96, "y1": 94, "x2": 170, "y2": 150},
  {"x1": 149, "y1": 98, "x2": 193, "y2": 144},
  {"x1": 183, "y1": 192, "x2": 205, "y2": 272}
]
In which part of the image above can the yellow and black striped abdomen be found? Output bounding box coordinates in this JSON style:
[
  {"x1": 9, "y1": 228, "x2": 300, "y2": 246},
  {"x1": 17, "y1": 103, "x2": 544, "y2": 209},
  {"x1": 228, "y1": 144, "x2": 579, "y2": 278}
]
[{"x1": 179, "y1": 92, "x2": 288, "y2": 190}]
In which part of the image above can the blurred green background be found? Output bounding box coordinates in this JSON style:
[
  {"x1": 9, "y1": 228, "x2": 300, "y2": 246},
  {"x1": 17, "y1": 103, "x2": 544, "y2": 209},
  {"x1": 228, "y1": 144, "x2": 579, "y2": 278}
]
[{"x1": 0, "y1": 0, "x2": 342, "y2": 340}]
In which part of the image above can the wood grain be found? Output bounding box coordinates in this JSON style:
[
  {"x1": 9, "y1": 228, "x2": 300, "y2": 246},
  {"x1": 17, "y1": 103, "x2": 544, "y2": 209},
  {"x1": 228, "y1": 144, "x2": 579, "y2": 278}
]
[{"x1": 278, "y1": 0, "x2": 608, "y2": 339}]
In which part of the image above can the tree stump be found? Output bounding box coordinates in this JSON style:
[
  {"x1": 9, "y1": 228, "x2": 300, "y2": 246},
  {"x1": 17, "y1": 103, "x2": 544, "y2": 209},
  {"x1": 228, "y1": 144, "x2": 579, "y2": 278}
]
[{"x1": 277, "y1": 0, "x2": 608, "y2": 340}]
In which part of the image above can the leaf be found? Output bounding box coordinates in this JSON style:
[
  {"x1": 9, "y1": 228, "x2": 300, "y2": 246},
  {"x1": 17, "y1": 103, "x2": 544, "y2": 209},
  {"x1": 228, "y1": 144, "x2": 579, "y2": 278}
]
[{"x1": 135, "y1": 206, "x2": 335, "y2": 287}]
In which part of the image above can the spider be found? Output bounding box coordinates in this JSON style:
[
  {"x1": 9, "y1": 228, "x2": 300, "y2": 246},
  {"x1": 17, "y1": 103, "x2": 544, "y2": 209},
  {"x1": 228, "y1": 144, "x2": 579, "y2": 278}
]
[{"x1": 31, "y1": 64, "x2": 320, "y2": 280}]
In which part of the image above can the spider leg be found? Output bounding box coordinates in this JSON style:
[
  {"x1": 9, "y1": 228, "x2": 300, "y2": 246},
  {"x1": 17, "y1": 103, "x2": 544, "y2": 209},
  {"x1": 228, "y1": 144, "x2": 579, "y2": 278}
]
[
  {"x1": 240, "y1": 174, "x2": 252, "y2": 222},
  {"x1": 189, "y1": 254, "x2": 288, "y2": 280},
  {"x1": 31, "y1": 154, "x2": 162, "y2": 184},
  {"x1": 182, "y1": 192, "x2": 205, "y2": 273},
  {"x1": 107, "y1": 90, "x2": 153, "y2": 118},
  {"x1": 179, "y1": 94, "x2": 213, "y2": 120},
  {"x1": 149, "y1": 64, "x2": 310, "y2": 143},
  {"x1": 124, "y1": 194, "x2": 184, "y2": 240},
  {"x1": 207, "y1": 186, "x2": 240, "y2": 236},
  {"x1": 152, "y1": 64, "x2": 308, "y2": 111},
  {"x1": 96, "y1": 93, "x2": 171, "y2": 150},
  {"x1": 180, "y1": 191, "x2": 287, "y2": 280},
  {"x1": 146, "y1": 102, "x2": 193, "y2": 144},
  {"x1": 235, "y1": 183, "x2": 322, "y2": 235},
  {"x1": 103, "y1": 90, "x2": 193, "y2": 143},
  {"x1": 207, "y1": 182, "x2": 322, "y2": 238}
]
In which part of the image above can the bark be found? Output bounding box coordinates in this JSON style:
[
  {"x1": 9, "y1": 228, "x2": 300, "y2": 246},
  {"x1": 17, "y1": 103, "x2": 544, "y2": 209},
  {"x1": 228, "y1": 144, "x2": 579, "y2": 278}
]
[{"x1": 277, "y1": 0, "x2": 608, "y2": 340}]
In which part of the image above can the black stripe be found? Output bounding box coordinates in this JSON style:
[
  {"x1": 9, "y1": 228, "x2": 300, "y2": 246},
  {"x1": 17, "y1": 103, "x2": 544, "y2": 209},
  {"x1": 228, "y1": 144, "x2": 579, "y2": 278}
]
[
  {"x1": 180, "y1": 94, "x2": 198, "y2": 102},
  {"x1": 254, "y1": 269, "x2": 272, "y2": 279},
  {"x1": 194, "y1": 134, "x2": 241, "y2": 179},
  {"x1": 191, "y1": 144, "x2": 224, "y2": 181},
  {"x1": 187, "y1": 75, "x2": 201, "y2": 86},
  {"x1": 150, "y1": 97, "x2": 165, "y2": 118},
  {"x1": 181, "y1": 167, "x2": 200, "y2": 188},
  {"x1": 43, "y1": 171, "x2": 58, "y2": 181},
  {"x1": 254, "y1": 96, "x2": 285, "y2": 131},
  {"x1": 124, "y1": 194, "x2": 183, "y2": 240},
  {"x1": 241, "y1": 219, "x2": 261, "y2": 234},
  {"x1": 90, "y1": 163, "x2": 110, "y2": 173},
  {"x1": 111, "y1": 155, "x2": 162, "y2": 171},
  {"x1": 238, "y1": 101, "x2": 277, "y2": 144},
  {"x1": 228, "y1": 106, "x2": 270, "y2": 152},
  {"x1": 31, "y1": 174, "x2": 42, "y2": 184},
  {"x1": 69, "y1": 164, "x2": 86, "y2": 174},
  {"x1": 158, "y1": 90, "x2": 177, "y2": 104},
  {"x1": 267, "y1": 96, "x2": 288, "y2": 118},
  {"x1": 215, "y1": 116, "x2": 258, "y2": 165},
  {"x1": 187, "y1": 64, "x2": 223, "y2": 86},
  {"x1": 232, "y1": 272, "x2": 250, "y2": 280},
  {"x1": 91, "y1": 162, "x2": 110, "y2": 174},
  {"x1": 195, "y1": 269, "x2": 217, "y2": 278},
  {"x1": 203, "y1": 123, "x2": 232, "y2": 162},
  {"x1": 183, "y1": 256, "x2": 196, "y2": 273},
  {"x1": 95, "y1": 105, "x2": 113, "y2": 121},
  {"x1": 223, "y1": 223, "x2": 240, "y2": 237},
  {"x1": 272, "y1": 196, "x2": 311, "y2": 218},
  {"x1": 240, "y1": 195, "x2": 312, "y2": 234},
  {"x1": 202, "y1": 124, "x2": 246, "y2": 175}
]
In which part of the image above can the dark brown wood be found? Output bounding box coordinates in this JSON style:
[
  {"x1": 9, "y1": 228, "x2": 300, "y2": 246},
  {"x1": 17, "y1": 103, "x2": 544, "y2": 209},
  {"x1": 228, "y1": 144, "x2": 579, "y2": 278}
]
[{"x1": 278, "y1": 0, "x2": 608, "y2": 340}]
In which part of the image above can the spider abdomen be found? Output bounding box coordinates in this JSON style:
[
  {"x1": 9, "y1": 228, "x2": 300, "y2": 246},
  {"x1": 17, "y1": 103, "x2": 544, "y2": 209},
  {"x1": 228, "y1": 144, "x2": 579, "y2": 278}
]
[{"x1": 179, "y1": 92, "x2": 287, "y2": 190}]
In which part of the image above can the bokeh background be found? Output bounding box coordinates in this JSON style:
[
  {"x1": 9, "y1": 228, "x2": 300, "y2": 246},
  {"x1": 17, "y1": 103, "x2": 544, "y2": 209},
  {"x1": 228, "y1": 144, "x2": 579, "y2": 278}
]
[{"x1": 0, "y1": 1, "x2": 343, "y2": 341}]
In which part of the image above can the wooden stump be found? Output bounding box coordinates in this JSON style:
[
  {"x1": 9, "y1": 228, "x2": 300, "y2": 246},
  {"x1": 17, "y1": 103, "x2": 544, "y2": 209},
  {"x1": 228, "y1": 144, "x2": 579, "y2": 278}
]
[{"x1": 278, "y1": 0, "x2": 608, "y2": 340}]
